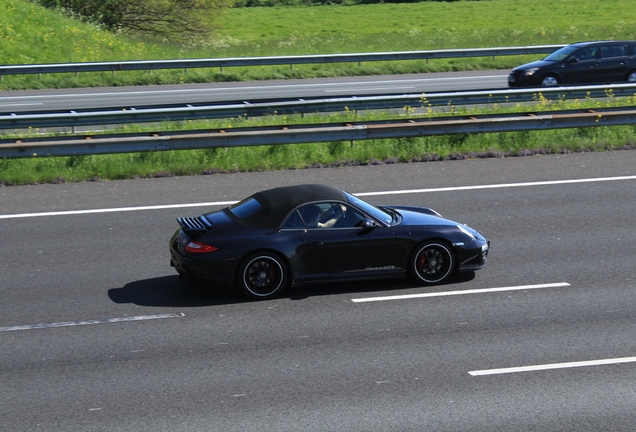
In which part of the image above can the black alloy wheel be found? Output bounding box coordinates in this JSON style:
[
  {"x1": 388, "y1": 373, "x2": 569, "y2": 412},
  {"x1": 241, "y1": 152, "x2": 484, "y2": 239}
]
[
  {"x1": 238, "y1": 253, "x2": 288, "y2": 299},
  {"x1": 410, "y1": 241, "x2": 455, "y2": 285}
]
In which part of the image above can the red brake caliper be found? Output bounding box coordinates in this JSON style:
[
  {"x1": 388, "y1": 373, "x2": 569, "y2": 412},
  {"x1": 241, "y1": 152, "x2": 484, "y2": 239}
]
[{"x1": 418, "y1": 253, "x2": 427, "y2": 270}]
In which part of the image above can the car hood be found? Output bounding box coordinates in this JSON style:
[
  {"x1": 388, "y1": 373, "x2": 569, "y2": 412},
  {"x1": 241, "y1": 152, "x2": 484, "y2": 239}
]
[
  {"x1": 391, "y1": 206, "x2": 456, "y2": 226},
  {"x1": 512, "y1": 59, "x2": 555, "y2": 71}
]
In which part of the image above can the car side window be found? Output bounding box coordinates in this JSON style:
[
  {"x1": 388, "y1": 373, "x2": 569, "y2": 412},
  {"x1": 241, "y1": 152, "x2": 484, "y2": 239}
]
[
  {"x1": 298, "y1": 204, "x2": 327, "y2": 229},
  {"x1": 572, "y1": 46, "x2": 599, "y2": 62},
  {"x1": 282, "y1": 209, "x2": 305, "y2": 230},
  {"x1": 298, "y1": 203, "x2": 364, "y2": 229},
  {"x1": 602, "y1": 45, "x2": 628, "y2": 59},
  {"x1": 332, "y1": 204, "x2": 365, "y2": 228}
]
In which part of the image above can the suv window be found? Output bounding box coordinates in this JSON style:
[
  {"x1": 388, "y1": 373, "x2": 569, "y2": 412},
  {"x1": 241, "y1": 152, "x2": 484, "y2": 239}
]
[
  {"x1": 601, "y1": 45, "x2": 628, "y2": 58},
  {"x1": 572, "y1": 46, "x2": 599, "y2": 62}
]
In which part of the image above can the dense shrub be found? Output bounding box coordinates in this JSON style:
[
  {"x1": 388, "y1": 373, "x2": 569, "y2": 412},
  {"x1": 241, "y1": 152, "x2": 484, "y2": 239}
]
[{"x1": 34, "y1": 0, "x2": 233, "y2": 42}]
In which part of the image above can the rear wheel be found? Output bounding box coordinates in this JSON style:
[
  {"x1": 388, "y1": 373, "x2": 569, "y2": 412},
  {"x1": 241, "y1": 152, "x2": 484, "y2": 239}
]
[
  {"x1": 627, "y1": 70, "x2": 636, "y2": 82},
  {"x1": 237, "y1": 253, "x2": 288, "y2": 299},
  {"x1": 409, "y1": 241, "x2": 455, "y2": 285},
  {"x1": 540, "y1": 74, "x2": 559, "y2": 86}
]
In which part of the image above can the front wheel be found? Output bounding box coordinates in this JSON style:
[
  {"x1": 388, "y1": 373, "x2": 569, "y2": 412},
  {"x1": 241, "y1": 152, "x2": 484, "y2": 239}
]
[
  {"x1": 237, "y1": 253, "x2": 288, "y2": 299},
  {"x1": 627, "y1": 70, "x2": 636, "y2": 82},
  {"x1": 409, "y1": 241, "x2": 455, "y2": 285},
  {"x1": 540, "y1": 74, "x2": 559, "y2": 87}
]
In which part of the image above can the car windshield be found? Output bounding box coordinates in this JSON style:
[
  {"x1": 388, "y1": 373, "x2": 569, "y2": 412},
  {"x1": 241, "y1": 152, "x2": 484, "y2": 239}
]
[
  {"x1": 544, "y1": 45, "x2": 579, "y2": 61},
  {"x1": 345, "y1": 192, "x2": 393, "y2": 225}
]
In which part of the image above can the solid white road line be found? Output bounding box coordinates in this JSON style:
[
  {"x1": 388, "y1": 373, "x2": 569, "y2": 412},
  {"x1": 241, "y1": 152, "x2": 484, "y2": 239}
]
[
  {"x1": 0, "y1": 313, "x2": 185, "y2": 332},
  {"x1": 469, "y1": 356, "x2": 636, "y2": 376},
  {"x1": 0, "y1": 103, "x2": 44, "y2": 108},
  {"x1": 0, "y1": 202, "x2": 236, "y2": 219},
  {"x1": 323, "y1": 86, "x2": 416, "y2": 93},
  {"x1": 353, "y1": 175, "x2": 636, "y2": 197},
  {"x1": 2, "y1": 175, "x2": 636, "y2": 220},
  {"x1": 351, "y1": 282, "x2": 571, "y2": 303}
]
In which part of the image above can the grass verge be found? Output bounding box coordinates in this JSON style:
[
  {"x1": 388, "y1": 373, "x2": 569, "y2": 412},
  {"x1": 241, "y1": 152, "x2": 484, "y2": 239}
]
[
  {"x1": 2, "y1": 94, "x2": 636, "y2": 185},
  {"x1": 2, "y1": 0, "x2": 636, "y2": 89}
]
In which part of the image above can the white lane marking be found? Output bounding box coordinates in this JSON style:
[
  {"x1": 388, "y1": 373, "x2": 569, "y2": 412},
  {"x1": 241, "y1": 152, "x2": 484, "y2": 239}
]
[
  {"x1": 351, "y1": 282, "x2": 570, "y2": 303},
  {"x1": 2, "y1": 175, "x2": 636, "y2": 220},
  {"x1": 353, "y1": 175, "x2": 636, "y2": 197},
  {"x1": 0, "y1": 75, "x2": 507, "y2": 101},
  {"x1": 0, "y1": 201, "x2": 236, "y2": 219},
  {"x1": 323, "y1": 86, "x2": 416, "y2": 93},
  {"x1": 469, "y1": 356, "x2": 636, "y2": 376},
  {"x1": 0, "y1": 313, "x2": 185, "y2": 332},
  {"x1": 0, "y1": 103, "x2": 44, "y2": 108}
]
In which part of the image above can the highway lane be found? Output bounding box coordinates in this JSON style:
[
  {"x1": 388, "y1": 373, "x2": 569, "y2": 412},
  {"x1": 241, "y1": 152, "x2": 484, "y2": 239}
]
[
  {"x1": 1, "y1": 150, "x2": 636, "y2": 430},
  {"x1": 0, "y1": 70, "x2": 508, "y2": 113}
]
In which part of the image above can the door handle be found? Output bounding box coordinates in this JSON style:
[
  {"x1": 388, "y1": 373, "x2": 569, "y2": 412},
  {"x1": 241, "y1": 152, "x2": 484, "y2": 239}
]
[{"x1": 308, "y1": 241, "x2": 324, "y2": 247}]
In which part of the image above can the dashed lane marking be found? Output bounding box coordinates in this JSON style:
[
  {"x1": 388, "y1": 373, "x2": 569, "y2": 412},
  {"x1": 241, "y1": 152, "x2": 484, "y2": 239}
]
[
  {"x1": 351, "y1": 282, "x2": 570, "y2": 303},
  {"x1": 0, "y1": 313, "x2": 185, "y2": 332},
  {"x1": 469, "y1": 356, "x2": 636, "y2": 376}
]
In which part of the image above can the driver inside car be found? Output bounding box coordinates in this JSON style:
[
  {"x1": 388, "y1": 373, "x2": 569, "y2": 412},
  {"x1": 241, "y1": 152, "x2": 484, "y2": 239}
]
[{"x1": 303, "y1": 204, "x2": 346, "y2": 228}]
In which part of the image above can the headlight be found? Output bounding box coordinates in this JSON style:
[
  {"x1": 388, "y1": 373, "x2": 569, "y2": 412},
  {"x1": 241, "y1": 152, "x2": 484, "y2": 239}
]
[
  {"x1": 522, "y1": 68, "x2": 539, "y2": 77},
  {"x1": 457, "y1": 224, "x2": 476, "y2": 240}
]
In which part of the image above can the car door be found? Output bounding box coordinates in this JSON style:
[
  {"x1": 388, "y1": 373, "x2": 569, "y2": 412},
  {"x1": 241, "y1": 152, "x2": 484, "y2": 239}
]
[
  {"x1": 596, "y1": 44, "x2": 631, "y2": 83},
  {"x1": 560, "y1": 45, "x2": 601, "y2": 84},
  {"x1": 299, "y1": 202, "x2": 398, "y2": 275}
]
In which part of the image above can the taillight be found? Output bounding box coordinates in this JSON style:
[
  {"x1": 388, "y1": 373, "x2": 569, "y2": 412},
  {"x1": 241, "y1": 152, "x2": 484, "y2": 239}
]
[{"x1": 185, "y1": 240, "x2": 219, "y2": 254}]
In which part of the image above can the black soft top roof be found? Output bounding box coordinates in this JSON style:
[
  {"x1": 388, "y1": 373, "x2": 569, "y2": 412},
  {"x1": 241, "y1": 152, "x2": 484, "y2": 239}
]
[{"x1": 226, "y1": 184, "x2": 347, "y2": 229}]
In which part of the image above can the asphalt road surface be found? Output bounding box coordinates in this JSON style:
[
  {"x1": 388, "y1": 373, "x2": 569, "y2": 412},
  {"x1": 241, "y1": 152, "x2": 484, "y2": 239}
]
[
  {"x1": 2, "y1": 150, "x2": 636, "y2": 431},
  {"x1": 0, "y1": 70, "x2": 508, "y2": 113}
]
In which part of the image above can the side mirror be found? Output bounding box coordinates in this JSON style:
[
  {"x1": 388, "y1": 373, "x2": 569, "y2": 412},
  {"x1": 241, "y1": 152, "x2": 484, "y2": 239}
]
[
  {"x1": 361, "y1": 218, "x2": 376, "y2": 231},
  {"x1": 567, "y1": 58, "x2": 578, "y2": 64}
]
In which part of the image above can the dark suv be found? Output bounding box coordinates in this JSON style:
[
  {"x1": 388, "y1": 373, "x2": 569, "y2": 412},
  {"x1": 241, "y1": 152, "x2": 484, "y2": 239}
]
[{"x1": 509, "y1": 41, "x2": 636, "y2": 87}]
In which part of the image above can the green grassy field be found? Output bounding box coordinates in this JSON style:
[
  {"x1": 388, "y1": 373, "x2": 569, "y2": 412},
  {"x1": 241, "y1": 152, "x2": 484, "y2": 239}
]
[
  {"x1": 1, "y1": 0, "x2": 636, "y2": 184},
  {"x1": 3, "y1": 0, "x2": 636, "y2": 88}
]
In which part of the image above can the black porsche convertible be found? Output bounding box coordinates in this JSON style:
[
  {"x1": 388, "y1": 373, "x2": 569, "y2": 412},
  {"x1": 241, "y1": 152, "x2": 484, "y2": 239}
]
[{"x1": 169, "y1": 184, "x2": 489, "y2": 299}]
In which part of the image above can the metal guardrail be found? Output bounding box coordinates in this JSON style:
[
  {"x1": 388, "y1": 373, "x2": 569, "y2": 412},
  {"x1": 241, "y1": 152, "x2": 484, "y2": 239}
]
[
  {"x1": 0, "y1": 45, "x2": 564, "y2": 77},
  {"x1": 2, "y1": 107, "x2": 636, "y2": 159},
  {"x1": 2, "y1": 83, "x2": 635, "y2": 130}
]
